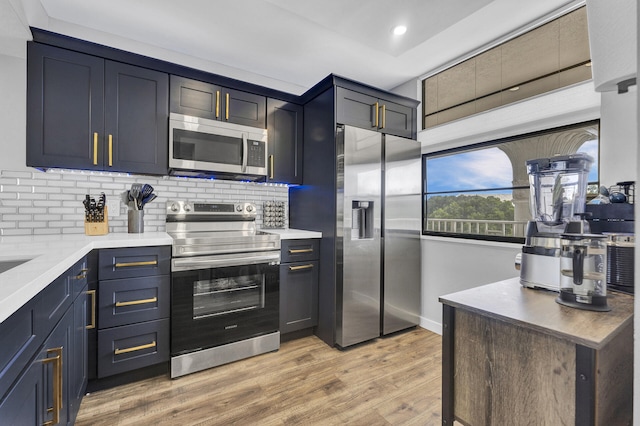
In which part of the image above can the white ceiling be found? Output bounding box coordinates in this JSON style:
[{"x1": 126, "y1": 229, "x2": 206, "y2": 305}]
[{"x1": 14, "y1": 0, "x2": 580, "y2": 95}]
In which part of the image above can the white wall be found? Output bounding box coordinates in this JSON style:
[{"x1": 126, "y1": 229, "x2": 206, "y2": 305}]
[
  {"x1": 0, "y1": 53, "x2": 28, "y2": 172},
  {"x1": 420, "y1": 237, "x2": 520, "y2": 333},
  {"x1": 599, "y1": 87, "x2": 638, "y2": 186}
]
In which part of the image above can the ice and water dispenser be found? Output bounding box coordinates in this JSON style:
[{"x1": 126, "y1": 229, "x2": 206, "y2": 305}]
[{"x1": 351, "y1": 201, "x2": 374, "y2": 240}]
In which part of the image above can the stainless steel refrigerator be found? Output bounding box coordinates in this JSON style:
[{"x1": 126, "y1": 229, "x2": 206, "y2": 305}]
[{"x1": 290, "y1": 123, "x2": 421, "y2": 348}]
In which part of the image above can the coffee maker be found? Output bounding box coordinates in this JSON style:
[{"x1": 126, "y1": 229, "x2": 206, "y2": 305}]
[{"x1": 519, "y1": 153, "x2": 593, "y2": 291}]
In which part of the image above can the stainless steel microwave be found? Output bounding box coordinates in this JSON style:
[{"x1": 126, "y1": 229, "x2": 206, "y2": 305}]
[{"x1": 169, "y1": 113, "x2": 268, "y2": 180}]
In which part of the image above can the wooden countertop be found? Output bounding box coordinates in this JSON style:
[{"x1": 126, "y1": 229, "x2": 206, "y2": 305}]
[{"x1": 439, "y1": 277, "x2": 634, "y2": 350}]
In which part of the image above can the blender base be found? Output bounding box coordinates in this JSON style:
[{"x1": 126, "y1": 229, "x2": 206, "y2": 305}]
[{"x1": 555, "y1": 289, "x2": 611, "y2": 312}]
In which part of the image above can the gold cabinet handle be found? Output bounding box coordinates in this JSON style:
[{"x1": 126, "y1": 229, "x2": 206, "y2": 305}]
[
  {"x1": 215, "y1": 90, "x2": 220, "y2": 118},
  {"x1": 225, "y1": 93, "x2": 230, "y2": 120},
  {"x1": 93, "y1": 132, "x2": 98, "y2": 165},
  {"x1": 114, "y1": 341, "x2": 156, "y2": 355},
  {"x1": 42, "y1": 347, "x2": 63, "y2": 426},
  {"x1": 381, "y1": 104, "x2": 386, "y2": 129},
  {"x1": 269, "y1": 155, "x2": 274, "y2": 179},
  {"x1": 114, "y1": 260, "x2": 158, "y2": 268},
  {"x1": 374, "y1": 102, "x2": 379, "y2": 128},
  {"x1": 289, "y1": 248, "x2": 314, "y2": 254},
  {"x1": 108, "y1": 134, "x2": 113, "y2": 166},
  {"x1": 86, "y1": 289, "x2": 96, "y2": 330},
  {"x1": 289, "y1": 264, "x2": 314, "y2": 271},
  {"x1": 115, "y1": 297, "x2": 158, "y2": 307},
  {"x1": 74, "y1": 268, "x2": 89, "y2": 280}
]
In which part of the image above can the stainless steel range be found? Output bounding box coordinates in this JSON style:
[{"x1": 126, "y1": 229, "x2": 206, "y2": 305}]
[{"x1": 166, "y1": 200, "x2": 281, "y2": 378}]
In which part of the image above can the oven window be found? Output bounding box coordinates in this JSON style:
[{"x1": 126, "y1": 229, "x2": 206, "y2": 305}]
[
  {"x1": 173, "y1": 129, "x2": 242, "y2": 165},
  {"x1": 193, "y1": 273, "x2": 265, "y2": 319}
]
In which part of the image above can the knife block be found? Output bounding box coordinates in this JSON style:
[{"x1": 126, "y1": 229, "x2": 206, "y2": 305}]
[{"x1": 84, "y1": 206, "x2": 109, "y2": 236}]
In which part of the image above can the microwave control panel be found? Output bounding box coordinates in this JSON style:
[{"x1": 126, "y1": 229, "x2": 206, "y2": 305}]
[{"x1": 247, "y1": 140, "x2": 266, "y2": 167}]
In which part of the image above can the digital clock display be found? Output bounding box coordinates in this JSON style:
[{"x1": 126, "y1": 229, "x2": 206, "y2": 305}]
[{"x1": 193, "y1": 203, "x2": 235, "y2": 213}]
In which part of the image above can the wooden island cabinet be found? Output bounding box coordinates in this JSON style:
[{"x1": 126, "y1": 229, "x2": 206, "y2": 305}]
[{"x1": 440, "y1": 278, "x2": 633, "y2": 426}]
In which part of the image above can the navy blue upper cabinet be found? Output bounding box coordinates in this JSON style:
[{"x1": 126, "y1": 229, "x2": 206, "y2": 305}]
[
  {"x1": 266, "y1": 98, "x2": 303, "y2": 184},
  {"x1": 335, "y1": 86, "x2": 416, "y2": 139},
  {"x1": 170, "y1": 75, "x2": 266, "y2": 128},
  {"x1": 27, "y1": 43, "x2": 169, "y2": 175}
]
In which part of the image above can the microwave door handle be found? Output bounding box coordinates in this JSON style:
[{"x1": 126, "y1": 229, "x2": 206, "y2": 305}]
[{"x1": 241, "y1": 133, "x2": 248, "y2": 173}]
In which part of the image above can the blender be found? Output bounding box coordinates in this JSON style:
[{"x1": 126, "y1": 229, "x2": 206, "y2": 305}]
[{"x1": 519, "y1": 153, "x2": 593, "y2": 291}]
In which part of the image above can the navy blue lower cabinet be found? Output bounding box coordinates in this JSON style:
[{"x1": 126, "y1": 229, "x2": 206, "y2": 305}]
[
  {"x1": 0, "y1": 257, "x2": 88, "y2": 424},
  {"x1": 279, "y1": 261, "x2": 319, "y2": 334},
  {"x1": 97, "y1": 319, "x2": 170, "y2": 378},
  {"x1": 0, "y1": 353, "x2": 43, "y2": 425},
  {"x1": 279, "y1": 239, "x2": 320, "y2": 335},
  {"x1": 0, "y1": 307, "x2": 73, "y2": 425},
  {"x1": 70, "y1": 284, "x2": 90, "y2": 424}
]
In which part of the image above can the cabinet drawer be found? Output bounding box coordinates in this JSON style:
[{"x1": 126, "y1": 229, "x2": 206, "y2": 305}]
[
  {"x1": 281, "y1": 239, "x2": 320, "y2": 263},
  {"x1": 97, "y1": 319, "x2": 169, "y2": 378},
  {"x1": 98, "y1": 275, "x2": 170, "y2": 328},
  {"x1": 99, "y1": 246, "x2": 170, "y2": 280}
]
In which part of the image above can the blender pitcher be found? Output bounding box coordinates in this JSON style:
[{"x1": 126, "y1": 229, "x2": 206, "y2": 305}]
[{"x1": 556, "y1": 233, "x2": 610, "y2": 311}]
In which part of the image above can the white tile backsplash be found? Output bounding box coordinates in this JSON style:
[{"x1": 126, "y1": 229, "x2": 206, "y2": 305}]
[{"x1": 0, "y1": 169, "x2": 289, "y2": 236}]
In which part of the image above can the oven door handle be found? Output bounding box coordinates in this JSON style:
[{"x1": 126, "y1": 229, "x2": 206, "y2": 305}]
[{"x1": 172, "y1": 251, "x2": 280, "y2": 271}]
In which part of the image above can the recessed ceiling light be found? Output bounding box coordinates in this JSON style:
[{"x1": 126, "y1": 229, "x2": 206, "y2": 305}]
[{"x1": 392, "y1": 25, "x2": 407, "y2": 36}]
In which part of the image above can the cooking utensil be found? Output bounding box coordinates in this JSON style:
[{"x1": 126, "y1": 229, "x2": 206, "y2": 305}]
[
  {"x1": 141, "y1": 193, "x2": 157, "y2": 208},
  {"x1": 141, "y1": 184, "x2": 154, "y2": 199},
  {"x1": 130, "y1": 183, "x2": 142, "y2": 210}
]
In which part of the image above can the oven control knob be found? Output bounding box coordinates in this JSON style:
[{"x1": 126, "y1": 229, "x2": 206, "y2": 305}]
[
  {"x1": 236, "y1": 205, "x2": 243, "y2": 212},
  {"x1": 184, "y1": 204, "x2": 192, "y2": 212},
  {"x1": 170, "y1": 203, "x2": 179, "y2": 212},
  {"x1": 246, "y1": 205, "x2": 254, "y2": 212}
]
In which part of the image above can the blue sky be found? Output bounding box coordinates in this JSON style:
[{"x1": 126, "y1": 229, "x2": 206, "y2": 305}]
[{"x1": 426, "y1": 139, "x2": 599, "y2": 194}]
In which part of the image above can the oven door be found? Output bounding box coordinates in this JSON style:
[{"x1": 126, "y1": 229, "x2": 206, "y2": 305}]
[{"x1": 171, "y1": 252, "x2": 279, "y2": 356}]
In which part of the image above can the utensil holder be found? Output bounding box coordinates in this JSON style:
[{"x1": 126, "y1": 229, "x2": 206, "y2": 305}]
[
  {"x1": 85, "y1": 206, "x2": 109, "y2": 236},
  {"x1": 128, "y1": 210, "x2": 144, "y2": 233}
]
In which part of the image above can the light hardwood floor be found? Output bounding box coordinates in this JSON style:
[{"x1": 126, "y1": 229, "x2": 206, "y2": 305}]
[{"x1": 76, "y1": 327, "x2": 443, "y2": 425}]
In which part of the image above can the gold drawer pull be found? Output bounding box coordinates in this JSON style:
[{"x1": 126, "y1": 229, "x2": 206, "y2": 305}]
[
  {"x1": 288, "y1": 248, "x2": 313, "y2": 254},
  {"x1": 115, "y1": 297, "x2": 158, "y2": 307},
  {"x1": 115, "y1": 341, "x2": 156, "y2": 355},
  {"x1": 42, "y1": 347, "x2": 63, "y2": 426},
  {"x1": 75, "y1": 268, "x2": 89, "y2": 280},
  {"x1": 114, "y1": 260, "x2": 158, "y2": 268},
  {"x1": 86, "y1": 289, "x2": 96, "y2": 330},
  {"x1": 289, "y1": 264, "x2": 314, "y2": 271}
]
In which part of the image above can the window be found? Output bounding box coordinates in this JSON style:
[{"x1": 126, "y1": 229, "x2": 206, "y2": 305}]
[
  {"x1": 422, "y1": 6, "x2": 591, "y2": 128},
  {"x1": 422, "y1": 120, "x2": 600, "y2": 242}
]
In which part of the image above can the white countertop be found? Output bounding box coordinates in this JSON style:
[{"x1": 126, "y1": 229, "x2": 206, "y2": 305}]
[
  {"x1": 260, "y1": 228, "x2": 322, "y2": 239},
  {"x1": 0, "y1": 228, "x2": 321, "y2": 324},
  {"x1": 0, "y1": 232, "x2": 172, "y2": 324}
]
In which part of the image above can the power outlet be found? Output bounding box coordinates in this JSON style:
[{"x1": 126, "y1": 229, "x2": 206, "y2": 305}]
[{"x1": 106, "y1": 198, "x2": 121, "y2": 217}]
